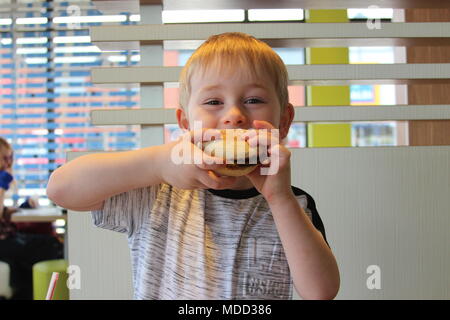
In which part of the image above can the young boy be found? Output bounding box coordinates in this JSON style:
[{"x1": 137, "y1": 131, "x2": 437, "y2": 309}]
[{"x1": 47, "y1": 32, "x2": 340, "y2": 300}]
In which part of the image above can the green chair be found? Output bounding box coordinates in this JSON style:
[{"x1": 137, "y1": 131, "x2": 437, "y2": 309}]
[
  {"x1": 0, "y1": 260, "x2": 13, "y2": 299},
  {"x1": 32, "y1": 259, "x2": 69, "y2": 300}
]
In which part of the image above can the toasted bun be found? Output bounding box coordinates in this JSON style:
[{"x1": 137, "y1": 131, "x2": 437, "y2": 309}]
[
  {"x1": 214, "y1": 163, "x2": 258, "y2": 177},
  {"x1": 202, "y1": 133, "x2": 259, "y2": 177}
]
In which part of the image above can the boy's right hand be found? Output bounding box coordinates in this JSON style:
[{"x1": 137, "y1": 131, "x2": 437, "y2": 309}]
[{"x1": 159, "y1": 129, "x2": 237, "y2": 190}]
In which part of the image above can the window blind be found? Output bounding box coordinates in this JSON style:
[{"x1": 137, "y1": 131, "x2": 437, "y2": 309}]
[{"x1": 0, "y1": 0, "x2": 140, "y2": 206}]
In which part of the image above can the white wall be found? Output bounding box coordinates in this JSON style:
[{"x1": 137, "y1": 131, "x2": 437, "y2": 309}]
[
  {"x1": 68, "y1": 209, "x2": 133, "y2": 300},
  {"x1": 66, "y1": 151, "x2": 133, "y2": 300},
  {"x1": 292, "y1": 146, "x2": 450, "y2": 299}
]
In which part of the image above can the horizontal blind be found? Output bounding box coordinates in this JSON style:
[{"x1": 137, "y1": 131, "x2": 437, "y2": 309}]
[
  {"x1": 149, "y1": 9, "x2": 400, "y2": 148},
  {"x1": 0, "y1": 0, "x2": 140, "y2": 206}
]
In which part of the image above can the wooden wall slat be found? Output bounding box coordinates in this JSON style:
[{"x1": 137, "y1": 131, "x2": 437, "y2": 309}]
[{"x1": 406, "y1": 9, "x2": 450, "y2": 146}]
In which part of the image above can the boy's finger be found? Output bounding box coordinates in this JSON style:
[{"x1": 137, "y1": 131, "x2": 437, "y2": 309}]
[
  {"x1": 253, "y1": 120, "x2": 275, "y2": 130},
  {"x1": 198, "y1": 170, "x2": 237, "y2": 189},
  {"x1": 248, "y1": 132, "x2": 273, "y2": 147}
]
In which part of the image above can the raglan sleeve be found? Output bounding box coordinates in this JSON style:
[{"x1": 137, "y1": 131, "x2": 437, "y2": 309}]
[
  {"x1": 296, "y1": 191, "x2": 330, "y2": 248},
  {"x1": 91, "y1": 184, "x2": 160, "y2": 237}
]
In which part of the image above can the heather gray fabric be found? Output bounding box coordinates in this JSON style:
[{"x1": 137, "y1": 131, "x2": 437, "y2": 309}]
[{"x1": 91, "y1": 183, "x2": 326, "y2": 300}]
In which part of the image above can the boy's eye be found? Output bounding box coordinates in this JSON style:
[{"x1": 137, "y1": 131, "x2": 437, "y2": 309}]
[
  {"x1": 205, "y1": 100, "x2": 222, "y2": 105},
  {"x1": 245, "y1": 98, "x2": 264, "y2": 104}
]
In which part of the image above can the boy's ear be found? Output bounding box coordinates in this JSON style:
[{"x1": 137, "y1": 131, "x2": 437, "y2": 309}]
[
  {"x1": 279, "y1": 103, "x2": 295, "y2": 140},
  {"x1": 176, "y1": 107, "x2": 190, "y2": 131}
]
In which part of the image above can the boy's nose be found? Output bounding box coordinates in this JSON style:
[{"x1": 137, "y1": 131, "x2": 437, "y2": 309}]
[{"x1": 222, "y1": 106, "x2": 247, "y2": 127}]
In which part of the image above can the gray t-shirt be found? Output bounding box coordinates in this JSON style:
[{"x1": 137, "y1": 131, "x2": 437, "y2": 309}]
[{"x1": 91, "y1": 183, "x2": 327, "y2": 300}]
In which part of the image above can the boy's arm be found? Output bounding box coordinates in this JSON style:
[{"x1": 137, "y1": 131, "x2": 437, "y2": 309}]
[
  {"x1": 267, "y1": 192, "x2": 340, "y2": 300},
  {"x1": 245, "y1": 120, "x2": 339, "y2": 299},
  {"x1": 46, "y1": 144, "x2": 167, "y2": 211}
]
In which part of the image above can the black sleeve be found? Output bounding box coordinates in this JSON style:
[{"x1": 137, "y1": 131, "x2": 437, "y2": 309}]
[
  {"x1": 291, "y1": 186, "x2": 330, "y2": 248},
  {"x1": 305, "y1": 193, "x2": 330, "y2": 248}
]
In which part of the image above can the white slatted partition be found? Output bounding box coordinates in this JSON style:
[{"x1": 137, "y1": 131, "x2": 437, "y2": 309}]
[
  {"x1": 90, "y1": 105, "x2": 450, "y2": 124},
  {"x1": 66, "y1": 0, "x2": 450, "y2": 299},
  {"x1": 293, "y1": 146, "x2": 450, "y2": 299},
  {"x1": 91, "y1": 63, "x2": 450, "y2": 85},
  {"x1": 90, "y1": 22, "x2": 450, "y2": 47},
  {"x1": 161, "y1": 0, "x2": 446, "y2": 10},
  {"x1": 67, "y1": 152, "x2": 134, "y2": 299},
  {"x1": 138, "y1": 4, "x2": 165, "y2": 148}
]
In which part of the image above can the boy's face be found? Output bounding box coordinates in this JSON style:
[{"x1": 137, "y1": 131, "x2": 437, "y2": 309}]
[{"x1": 177, "y1": 64, "x2": 293, "y2": 140}]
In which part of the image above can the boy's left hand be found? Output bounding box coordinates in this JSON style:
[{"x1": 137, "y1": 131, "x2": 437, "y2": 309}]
[{"x1": 244, "y1": 120, "x2": 294, "y2": 203}]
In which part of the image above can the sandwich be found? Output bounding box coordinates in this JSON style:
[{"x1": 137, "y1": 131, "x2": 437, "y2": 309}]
[{"x1": 201, "y1": 129, "x2": 260, "y2": 177}]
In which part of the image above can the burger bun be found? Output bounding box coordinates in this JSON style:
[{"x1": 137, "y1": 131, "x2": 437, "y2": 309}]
[{"x1": 202, "y1": 137, "x2": 259, "y2": 177}]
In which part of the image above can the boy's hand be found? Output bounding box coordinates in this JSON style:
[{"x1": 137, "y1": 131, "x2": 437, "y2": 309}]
[
  {"x1": 160, "y1": 129, "x2": 238, "y2": 190},
  {"x1": 244, "y1": 120, "x2": 294, "y2": 203}
]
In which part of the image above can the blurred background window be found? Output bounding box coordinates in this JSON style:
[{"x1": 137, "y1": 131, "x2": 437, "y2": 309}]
[
  {"x1": 0, "y1": 4, "x2": 406, "y2": 207},
  {"x1": 0, "y1": 0, "x2": 141, "y2": 207},
  {"x1": 161, "y1": 8, "x2": 404, "y2": 149}
]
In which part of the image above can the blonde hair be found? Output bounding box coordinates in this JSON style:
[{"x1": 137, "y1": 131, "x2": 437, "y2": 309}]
[{"x1": 178, "y1": 32, "x2": 289, "y2": 112}]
